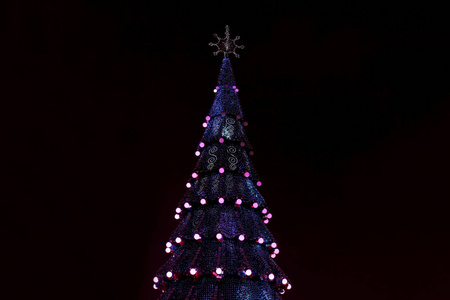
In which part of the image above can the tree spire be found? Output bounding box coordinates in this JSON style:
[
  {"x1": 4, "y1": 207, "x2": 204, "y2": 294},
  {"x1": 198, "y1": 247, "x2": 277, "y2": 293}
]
[{"x1": 209, "y1": 25, "x2": 244, "y2": 58}]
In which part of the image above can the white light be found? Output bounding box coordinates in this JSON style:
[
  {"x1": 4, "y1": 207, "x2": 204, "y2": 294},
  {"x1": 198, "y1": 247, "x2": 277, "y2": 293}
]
[
  {"x1": 153, "y1": 284, "x2": 158, "y2": 289},
  {"x1": 280, "y1": 290, "x2": 285, "y2": 294},
  {"x1": 282, "y1": 278, "x2": 288, "y2": 285},
  {"x1": 213, "y1": 89, "x2": 217, "y2": 93},
  {"x1": 268, "y1": 273, "x2": 275, "y2": 281},
  {"x1": 165, "y1": 247, "x2": 171, "y2": 253},
  {"x1": 200, "y1": 199, "x2": 206, "y2": 205},
  {"x1": 216, "y1": 233, "x2": 223, "y2": 240},
  {"x1": 257, "y1": 238, "x2": 264, "y2": 244},
  {"x1": 195, "y1": 151, "x2": 201, "y2": 156},
  {"x1": 186, "y1": 182, "x2": 191, "y2": 188},
  {"x1": 166, "y1": 242, "x2": 172, "y2": 248},
  {"x1": 252, "y1": 202, "x2": 259, "y2": 209},
  {"x1": 153, "y1": 277, "x2": 159, "y2": 283},
  {"x1": 166, "y1": 271, "x2": 173, "y2": 278},
  {"x1": 175, "y1": 237, "x2": 182, "y2": 243},
  {"x1": 218, "y1": 197, "x2": 224, "y2": 204},
  {"x1": 262, "y1": 208, "x2": 268, "y2": 214},
  {"x1": 245, "y1": 269, "x2": 252, "y2": 276},
  {"x1": 194, "y1": 233, "x2": 201, "y2": 240},
  {"x1": 190, "y1": 268, "x2": 197, "y2": 275},
  {"x1": 174, "y1": 214, "x2": 180, "y2": 219},
  {"x1": 184, "y1": 202, "x2": 191, "y2": 209},
  {"x1": 216, "y1": 267, "x2": 223, "y2": 275},
  {"x1": 287, "y1": 284, "x2": 292, "y2": 290},
  {"x1": 175, "y1": 207, "x2": 182, "y2": 213},
  {"x1": 238, "y1": 234, "x2": 245, "y2": 241},
  {"x1": 271, "y1": 243, "x2": 277, "y2": 248},
  {"x1": 274, "y1": 248, "x2": 280, "y2": 254},
  {"x1": 202, "y1": 122, "x2": 208, "y2": 128}
]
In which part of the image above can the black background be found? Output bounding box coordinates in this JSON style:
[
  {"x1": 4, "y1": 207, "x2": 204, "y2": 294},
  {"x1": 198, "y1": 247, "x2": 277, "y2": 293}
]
[{"x1": 3, "y1": 2, "x2": 450, "y2": 300}]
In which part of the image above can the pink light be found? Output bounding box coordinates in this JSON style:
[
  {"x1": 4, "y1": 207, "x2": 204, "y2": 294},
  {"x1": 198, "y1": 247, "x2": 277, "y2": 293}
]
[
  {"x1": 192, "y1": 172, "x2": 198, "y2": 178},
  {"x1": 271, "y1": 253, "x2": 276, "y2": 258},
  {"x1": 166, "y1": 242, "x2": 172, "y2": 248},
  {"x1": 249, "y1": 151, "x2": 254, "y2": 156},
  {"x1": 216, "y1": 267, "x2": 223, "y2": 275},
  {"x1": 175, "y1": 237, "x2": 182, "y2": 243},
  {"x1": 238, "y1": 234, "x2": 245, "y2": 241},
  {"x1": 257, "y1": 237, "x2": 264, "y2": 244},
  {"x1": 268, "y1": 273, "x2": 275, "y2": 281},
  {"x1": 235, "y1": 88, "x2": 239, "y2": 92},
  {"x1": 200, "y1": 199, "x2": 206, "y2": 205},
  {"x1": 153, "y1": 277, "x2": 159, "y2": 283},
  {"x1": 252, "y1": 202, "x2": 259, "y2": 209},
  {"x1": 232, "y1": 85, "x2": 236, "y2": 89},
  {"x1": 190, "y1": 268, "x2": 197, "y2": 275},
  {"x1": 184, "y1": 202, "x2": 191, "y2": 209},
  {"x1": 216, "y1": 233, "x2": 223, "y2": 240},
  {"x1": 237, "y1": 115, "x2": 241, "y2": 119},
  {"x1": 282, "y1": 278, "x2": 288, "y2": 285},
  {"x1": 219, "y1": 138, "x2": 224, "y2": 143},
  {"x1": 186, "y1": 182, "x2": 191, "y2": 188},
  {"x1": 243, "y1": 121, "x2": 248, "y2": 126},
  {"x1": 271, "y1": 242, "x2": 277, "y2": 248},
  {"x1": 244, "y1": 172, "x2": 250, "y2": 177},
  {"x1": 165, "y1": 247, "x2": 171, "y2": 253},
  {"x1": 257, "y1": 181, "x2": 262, "y2": 186},
  {"x1": 206, "y1": 116, "x2": 211, "y2": 121},
  {"x1": 264, "y1": 219, "x2": 269, "y2": 224},
  {"x1": 153, "y1": 284, "x2": 158, "y2": 289},
  {"x1": 216, "y1": 86, "x2": 219, "y2": 89},
  {"x1": 199, "y1": 142, "x2": 205, "y2": 148},
  {"x1": 262, "y1": 208, "x2": 268, "y2": 214},
  {"x1": 195, "y1": 151, "x2": 201, "y2": 156},
  {"x1": 235, "y1": 199, "x2": 242, "y2": 205},
  {"x1": 240, "y1": 142, "x2": 245, "y2": 147},
  {"x1": 166, "y1": 271, "x2": 173, "y2": 278},
  {"x1": 218, "y1": 197, "x2": 224, "y2": 204},
  {"x1": 219, "y1": 167, "x2": 225, "y2": 173},
  {"x1": 287, "y1": 284, "x2": 292, "y2": 290},
  {"x1": 245, "y1": 269, "x2": 252, "y2": 276},
  {"x1": 267, "y1": 213, "x2": 272, "y2": 219},
  {"x1": 274, "y1": 248, "x2": 280, "y2": 254},
  {"x1": 176, "y1": 207, "x2": 182, "y2": 213},
  {"x1": 174, "y1": 214, "x2": 180, "y2": 219},
  {"x1": 194, "y1": 234, "x2": 201, "y2": 240}
]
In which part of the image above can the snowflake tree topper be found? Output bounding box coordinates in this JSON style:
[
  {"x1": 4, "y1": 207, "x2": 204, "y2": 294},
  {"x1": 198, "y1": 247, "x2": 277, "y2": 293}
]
[{"x1": 209, "y1": 25, "x2": 244, "y2": 58}]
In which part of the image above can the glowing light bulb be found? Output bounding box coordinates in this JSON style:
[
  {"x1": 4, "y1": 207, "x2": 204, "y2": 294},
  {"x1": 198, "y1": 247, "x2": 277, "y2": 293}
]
[
  {"x1": 235, "y1": 88, "x2": 239, "y2": 92},
  {"x1": 271, "y1": 242, "x2": 277, "y2": 248},
  {"x1": 237, "y1": 115, "x2": 241, "y2": 119},
  {"x1": 216, "y1": 233, "x2": 223, "y2": 240},
  {"x1": 274, "y1": 248, "x2": 280, "y2": 254},
  {"x1": 219, "y1": 167, "x2": 225, "y2": 173},
  {"x1": 175, "y1": 207, "x2": 182, "y2": 213},
  {"x1": 245, "y1": 269, "x2": 252, "y2": 276},
  {"x1": 249, "y1": 151, "x2": 254, "y2": 156},
  {"x1": 215, "y1": 86, "x2": 219, "y2": 90},
  {"x1": 262, "y1": 208, "x2": 268, "y2": 214},
  {"x1": 166, "y1": 271, "x2": 173, "y2": 278},
  {"x1": 153, "y1": 284, "x2": 158, "y2": 289},
  {"x1": 267, "y1": 213, "x2": 272, "y2": 219},
  {"x1": 195, "y1": 151, "x2": 201, "y2": 156},
  {"x1": 235, "y1": 199, "x2": 242, "y2": 205},
  {"x1": 174, "y1": 214, "x2": 180, "y2": 219},
  {"x1": 219, "y1": 138, "x2": 224, "y2": 143},
  {"x1": 258, "y1": 238, "x2": 264, "y2": 244},
  {"x1": 268, "y1": 273, "x2": 275, "y2": 281},
  {"x1": 153, "y1": 277, "x2": 159, "y2": 283},
  {"x1": 244, "y1": 172, "x2": 250, "y2": 177},
  {"x1": 166, "y1": 242, "x2": 172, "y2": 248},
  {"x1": 240, "y1": 142, "x2": 245, "y2": 147},
  {"x1": 186, "y1": 182, "x2": 191, "y2": 188},
  {"x1": 184, "y1": 202, "x2": 191, "y2": 209},
  {"x1": 243, "y1": 121, "x2": 248, "y2": 126},
  {"x1": 194, "y1": 233, "x2": 201, "y2": 240},
  {"x1": 271, "y1": 253, "x2": 276, "y2": 258},
  {"x1": 218, "y1": 197, "x2": 224, "y2": 204},
  {"x1": 192, "y1": 172, "x2": 198, "y2": 178},
  {"x1": 216, "y1": 268, "x2": 223, "y2": 275},
  {"x1": 232, "y1": 85, "x2": 236, "y2": 89},
  {"x1": 206, "y1": 116, "x2": 211, "y2": 121},
  {"x1": 199, "y1": 142, "x2": 205, "y2": 148},
  {"x1": 238, "y1": 234, "x2": 245, "y2": 241},
  {"x1": 252, "y1": 202, "x2": 259, "y2": 209},
  {"x1": 165, "y1": 247, "x2": 171, "y2": 253},
  {"x1": 280, "y1": 290, "x2": 285, "y2": 295},
  {"x1": 213, "y1": 89, "x2": 217, "y2": 93},
  {"x1": 257, "y1": 181, "x2": 262, "y2": 186},
  {"x1": 264, "y1": 219, "x2": 269, "y2": 224},
  {"x1": 190, "y1": 268, "x2": 197, "y2": 275},
  {"x1": 175, "y1": 237, "x2": 182, "y2": 243},
  {"x1": 200, "y1": 199, "x2": 206, "y2": 205},
  {"x1": 287, "y1": 284, "x2": 292, "y2": 290},
  {"x1": 282, "y1": 278, "x2": 288, "y2": 285}
]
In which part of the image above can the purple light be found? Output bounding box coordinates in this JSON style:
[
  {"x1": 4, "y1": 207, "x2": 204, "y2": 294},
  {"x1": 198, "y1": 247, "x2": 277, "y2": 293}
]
[
  {"x1": 264, "y1": 219, "x2": 269, "y2": 224},
  {"x1": 271, "y1": 253, "x2": 276, "y2": 258},
  {"x1": 257, "y1": 237, "x2": 264, "y2": 244},
  {"x1": 274, "y1": 248, "x2": 280, "y2": 254},
  {"x1": 233, "y1": 85, "x2": 236, "y2": 89},
  {"x1": 267, "y1": 213, "x2": 273, "y2": 219},
  {"x1": 202, "y1": 122, "x2": 208, "y2": 128},
  {"x1": 235, "y1": 199, "x2": 242, "y2": 205},
  {"x1": 218, "y1": 197, "x2": 225, "y2": 204},
  {"x1": 219, "y1": 138, "x2": 224, "y2": 143},
  {"x1": 238, "y1": 234, "x2": 245, "y2": 241},
  {"x1": 192, "y1": 172, "x2": 198, "y2": 178},
  {"x1": 215, "y1": 86, "x2": 219, "y2": 89},
  {"x1": 216, "y1": 267, "x2": 223, "y2": 275},
  {"x1": 244, "y1": 172, "x2": 250, "y2": 177},
  {"x1": 199, "y1": 142, "x2": 205, "y2": 148},
  {"x1": 257, "y1": 181, "x2": 262, "y2": 186},
  {"x1": 262, "y1": 208, "x2": 268, "y2": 214},
  {"x1": 190, "y1": 268, "x2": 197, "y2": 275},
  {"x1": 249, "y1": 151, "x2": 254, "y2": 156},
  {"x1": 252, "y1": 202, "x2": 259, "y2": 209},
  {"x1": 243, "y1": 121, "x2": 248, "y2": 126},
  {"x1": 235, "y1": 88, "x2": 239, "y2": 92},
  {"x1": 165, "y1": 248, "x2": 171, "y2": 253},
  {"x1": 200, "y1": 199, "x2": 206, "y2": 205},
  {"x1": 184, "y1": 202, "x2": 191, "y2": 209},
  {"x1": 268, "y1": 273, "x2": 275, "y2": 281},
  {"x1": 219, "y1": 167, "x2": 225, "y2": 173},
  {"x1": 195, "y1": 151, "x2": 201, "y2": 156},
  {"x1": 206, "y1": 116, "x2": 211, "y2": 121}
]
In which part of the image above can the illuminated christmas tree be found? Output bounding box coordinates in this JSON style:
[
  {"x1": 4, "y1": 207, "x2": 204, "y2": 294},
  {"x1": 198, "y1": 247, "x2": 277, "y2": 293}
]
[{"x1": 153, "y1": 26, "x2": 291, "y2": 299}]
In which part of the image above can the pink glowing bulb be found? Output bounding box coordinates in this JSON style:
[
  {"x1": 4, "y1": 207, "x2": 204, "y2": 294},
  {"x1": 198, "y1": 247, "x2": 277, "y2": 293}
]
[
  {"x1": 186, "y1": 182, "x2": 191, "y2": 188},
  {"x1": 165, "y1": 247, "x2": 171, "y2": 253},
  {"x1": 271, "y1": 242, "x2": 277, "y2": 248},
  {"x1": 218, "y1": 197, "x2": 225, "y2": 204},
  {"x1": 206, "y1": 116, "x2": 211, "y2": 121},
  {"x1": 257, "y1": 181, "x2": 262, "y2": 186},
  {"x1": 153, "y1": 277, "x2": 159, "y2": 283},
  {"x1": 166, "y1": 242, "x2": 172, "y2": 248},
  {"x1": 216, "y1": 233, "x2": 223, "y2": 240},
  {"x1": 190, "y1": 268, "x2": 197, "y2": 275},
  {"x1": 252, "y1": 202, "x2": 259, "y2": 209},
  {"x1": 215, "y1": 86, "x2": 219, "y2": 89},
  {"x1": 267, "y1": 213, "x2": 272, "y2": 219},
  {"x1": 245, "y1": 269, "x2": 252, "y2": 276},
  {"x1": 240, "y1": 142, "x2": 245, "y2": 146},
  {"x1": 219, "y1": 138, "x2": 224, "y2": 143},
  {"x1": 195, "y1": 151, "x2": 201, "y2": 156},
  {"x1": 219, "y1": 167, "x2": 225, "y2": 173},
  {"x1": 268, "y1": 273, "x2": 275, "y2": 280},
  {"x1": 192, "y1": 172, "x2": 198, "y2": 178},
  {"x1": 184, "y1": 202, "x2": 191, "y2": 209},
  {"x1": 249, "y1": 151, "x2": 254, "y2": 156},
  {"x1": 238, "y1": 234, "x2": 245, "y2": 241},
  {"x1": 237, "y1": 115, "x2": 241, "y2": 119},
  {"x1": 232, "y1": 85, "x2": 236, "y2": 89},
  {"x1": 262, "y1": 208, "x2": 268, "y2": 214},
  {"x1": 235, "y1": 199, "x2": 242, "y2": 205},
  {"x1": 257, "y1": 238, "x2": 264, "y2": 244},
  {"x1": 282, "y1": 278, "x2": 288, "y2": 285},
  {"x1": 176, "y1": 207, "x2": 182, "y2": 213},
  {"x1": 174, "y1": 214, "x2": 180, "y2": 219},
  {"x1": 194, "y1": 234, "x2": 201, "y2": 240},
  {"x1": 200, "y1": 199, "x2": 206, "y2": 205},
  {"x1": 274, "y1": 248, "x2": 280, "y2": 254},
  {"x1": 166, "y1": 271, "x2": 173, "y2": 278},
  {"x1": 287, "y1": 284, "x2": 292, "y2": 290},
  {"x1": 271, "y1": 253, "x2": 276, "y2": 258},
  {"x1": 216, "y1": 268, "x2": 223, "y2": 275},
  {"x1": 243, "y1": 121, "x2": 248, "y2": 126},
  {"x1": 264, "y1": 219, "x2": 269, "y2": 224},
  {"x1": 244, "y1": 172, "x2": 250, "y2": 177},
  {"x1": 235, "y1": 88, "x2": 239, "y2": 92},
  {"x1": 175, "y1": 237, "x2": 182, "y2": 243},
  {"x1": 199, "y1": 142, "x2": 205, "y2": 148}
]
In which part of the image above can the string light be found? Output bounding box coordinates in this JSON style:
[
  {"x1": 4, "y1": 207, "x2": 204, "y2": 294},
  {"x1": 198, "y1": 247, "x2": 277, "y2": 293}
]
[
  {"x1": 219, "y1": 168, "x2": 225, "y2": 173},
  {"x1": 267, "y1": 213, "x2": 272, "y2": 219},
  {"x1": 238, "y1": 234, "x2": 245, "y2": 241},
  {"x1": 190, "y1": 268, "x2": 197, "y2": 275},
  {"x1": 287, "y1": 284, "x2": 292, "y2": 290},
  {"x1": 194, "y1": 234, "x2": 201, "y2": 240},
  {"x1": 244, "y1": 172, "x2": 250, "y2": 177},
  {"x1": 175, "y1": 237, "x2": 182, "y2": 243},
  {"x1": 186, "y1": 182, "x2": 191, "y2": 188},
  {"x1": 274, "y1": 248, "x2": 280, "y2": 254},
  {"x1": 192, "y1": 172, "x2": 198, "y2": 178},
  {"x1": 216, "y1": 233, "x2": 223, "y2": 241},
  {"x1": 264, "y1": 219, "x2": 269, "y2": 224},
  {"x1": 257, "y1": 237, "x2": 264, "y2": 244},
  {"x1": 257, "y1": 181, "x2": 262, "y2": 186},
  {"x1": 252, "y1": 202, "x2": 259, "y2": 209},
  {"x1": 218, "y1": 197, "x2": 225, "y2": 204},
  {"x1": 184, "y1": 202, "x2": 191, "y2": 209},
  {"x1": 165, "y1": 247, "x2": 171, "y2": 253},
  {"x1": 166, "y1": 271, "x2": 173, "y2": 278},
  {"x1": 166, "y1": 242, "x2": 172, "y2": 248},
  {"x1": 200, "y1": 198, "x2": 207, "y2": 205},
  {"x1": 271, "y1": 242, "x2": 277, "y2": 248},
  {"x1": 202, "y1": 122, "x2": 208, "y2": 128},
  {"x1": 216, "y1": 268, "x2": 223, "y2": 275},
  {"x1": 235, "y1": 199, "x2": 242, "y2": 206},
  {"x1": 219, "y1": 138, "x2": 224, "y2": 143},
  {"x1": 282, "y1": 278, "x2": 288, "y2": 285},
  {"x1": 174, "y1": 214, "x2": 180, "y2": 219},
  {"x1": 153, "y1": 284, "x2": 158, "y2": 289},
  {"x1": 240, "y1": 142, "x2": 245, "y2": 146},
  {"x1": 268, "y1": 273, "x2": 275, "y2": 281},
  {"x1": 153, "y1": 277, "x2": 159, "y2": 283},
  {"x1": 175, "y1": 208, "x2": 182, "y2": 214},
  {"x1": 262, "y1": 208, "x2": 268, "y2": 214},
  {"x1": 245, "y1": 269, "x2": 252, "y2": 276},
  {"x1": 199, "y1": 142, "x2": 205, "y2": 148},
  {"x1": 206, "y1": 116, "x2": 211, "y2": 121}
]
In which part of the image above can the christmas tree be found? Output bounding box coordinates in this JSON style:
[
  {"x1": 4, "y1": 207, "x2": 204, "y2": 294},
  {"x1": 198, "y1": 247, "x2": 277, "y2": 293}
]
[{"x1": 153, "y1": 26, "x2": 291, "y2": 299}]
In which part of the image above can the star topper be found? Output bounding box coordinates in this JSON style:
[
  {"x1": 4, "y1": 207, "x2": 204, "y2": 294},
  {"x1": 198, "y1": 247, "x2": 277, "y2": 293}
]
[{"x1": 209, "y1": 25, "x2": 244, "y2": 58}]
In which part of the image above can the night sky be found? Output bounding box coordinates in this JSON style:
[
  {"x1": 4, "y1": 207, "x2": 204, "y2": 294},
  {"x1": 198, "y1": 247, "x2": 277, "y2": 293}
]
[{"x1": 3, "y1": 2, "x2": 450, "y2": 300}]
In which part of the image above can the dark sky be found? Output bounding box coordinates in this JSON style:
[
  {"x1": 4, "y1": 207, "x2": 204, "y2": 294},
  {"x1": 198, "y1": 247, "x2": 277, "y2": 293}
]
[{"x1": 3, "y1": 2, "x2": 450, "y2": 300}]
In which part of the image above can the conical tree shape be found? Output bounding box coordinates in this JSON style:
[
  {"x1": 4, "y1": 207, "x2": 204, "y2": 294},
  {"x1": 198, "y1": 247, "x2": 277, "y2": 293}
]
[{"x1": 153, "y1": 58, "x2": 291, "y2": 299}]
